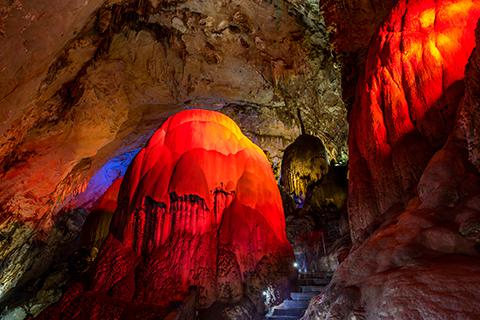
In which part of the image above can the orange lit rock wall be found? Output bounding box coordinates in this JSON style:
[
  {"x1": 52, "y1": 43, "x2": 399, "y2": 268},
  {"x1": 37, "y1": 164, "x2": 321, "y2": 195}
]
[
  {"x1": 348, "y1": 0, "x2": 480, "y2": 241},
  {"x1": 38, "y1": 109, "x2": 292, "y2": 319},
  {"x1": 302, "y1": 1, "x2": 480, "y2": 318}
]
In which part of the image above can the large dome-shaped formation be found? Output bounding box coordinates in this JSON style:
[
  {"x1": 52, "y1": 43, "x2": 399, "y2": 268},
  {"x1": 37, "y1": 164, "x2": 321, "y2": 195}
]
[{"x1": 39, "y1": 109, "x2": 293, "y2": 319}]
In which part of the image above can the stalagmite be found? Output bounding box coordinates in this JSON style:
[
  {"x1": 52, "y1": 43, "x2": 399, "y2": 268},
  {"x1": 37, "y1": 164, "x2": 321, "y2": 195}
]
[{"x1": 38, "y1": 109, "x2": 292, "y2": 319}]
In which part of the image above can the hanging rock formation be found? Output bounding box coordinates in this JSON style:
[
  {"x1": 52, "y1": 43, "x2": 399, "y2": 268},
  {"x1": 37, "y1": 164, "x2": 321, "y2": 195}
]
[
  {"x1": 280, "y1": 134, "x2": 330, "y2": 200},
  {"x1": 37, "y1": 109, "x2": 293, "y2": 319}
]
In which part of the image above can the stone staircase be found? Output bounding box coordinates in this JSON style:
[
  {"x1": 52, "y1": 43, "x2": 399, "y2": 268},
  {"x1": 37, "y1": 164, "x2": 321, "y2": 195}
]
[{"x1": 265, "y1": 273, "x2": 332, "y2": 320}]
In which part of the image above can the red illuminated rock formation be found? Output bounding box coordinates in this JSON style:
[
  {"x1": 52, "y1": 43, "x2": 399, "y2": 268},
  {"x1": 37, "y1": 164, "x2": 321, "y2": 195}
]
[
  {"x1": 304, "y1": 1, "x2": 480, "y2": 319},
  {"x1": 39, "y1": 110, "x2": 292, "y2": 319},
  {"x1": 348, "y1": 0, "x2": 480, "y2": 241},
  {"x1": 463, "y1": 22, "x2": 480, "y2": 171}
]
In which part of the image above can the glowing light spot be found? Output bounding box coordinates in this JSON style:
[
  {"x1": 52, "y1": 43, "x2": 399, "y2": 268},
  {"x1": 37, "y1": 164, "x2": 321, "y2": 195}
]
[
  {"x1": 74, "y1": 149, "x2": 140, "y2": 208},
  {"x1": 436, "y1": 33, "x2": 452, "y2": 48},
  {"x1": 404, "y1": 41, "x2": 422, "y2": 59},
  {"x1": 428, "y1": 40, "x2": 442, "y2": 61},
  {"x1": 444, "y1": 0, "x2": 473, "y2": 17},
  {"x1": 420, "y1": 9, "x2": 436, "y2": 28}
]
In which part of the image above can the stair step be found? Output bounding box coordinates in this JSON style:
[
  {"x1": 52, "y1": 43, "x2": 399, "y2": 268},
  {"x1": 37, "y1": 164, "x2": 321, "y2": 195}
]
[
  {"x1": 265, "y1": 316, "x2": 298, "y2": 320},
  {"x1": 300, "y1": 285, "x2": 324, "y2": 293},
  {"x1": 298, "y1": 272, "x2": 332, "y2": 278},
  {"x1": 272, "y1": 307, "x2": 305, "y2": 317},
  {"x1": 282, "y1": 299, "x2": 310, "y2": 308},
  {"x1": 291, "y1": 292, "x2": 317, "y2": 301},
  {"x1": 297, "y1": 278, "x2": 330, "y2": 286},
  {"x1": 264, "y1": 274, "x2": 332, "y2": 319}
]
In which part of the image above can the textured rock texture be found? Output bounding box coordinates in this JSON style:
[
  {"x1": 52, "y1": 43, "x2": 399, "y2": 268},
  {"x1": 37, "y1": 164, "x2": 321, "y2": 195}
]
[
  {"x1": 4, "y1": 0, "x2": 480, "y2": 319},
  {"x1": 462, "y1": 22, "x2": 480, "y2": 171},
  {"x1": 348, "y1": 0, "x2": 480, "y2": 241},
  {"x1": 0, "y1": 0, "x2": 346, "y2": 308},
  {"x1": 280, "y1": 135, "x2": 349, "y2": 273},
  {"x1": 321, "y1": 0, "x2": 397, "y2": 107},
  {"x1": 303, "y1": 0, "x2": 480, "y2": 319},
  {"x1": 37, "y1": 110, "x2": 293, "y2": 319},
  {"x1": 285, "y1": 172, "x2": 349, "y2": 274},
  {"x1": 0, "y1": 178, "x2": 122, "y2": 319},
  {"x1": 281, "y1": 134, "x2": 330, "y2": 199}
]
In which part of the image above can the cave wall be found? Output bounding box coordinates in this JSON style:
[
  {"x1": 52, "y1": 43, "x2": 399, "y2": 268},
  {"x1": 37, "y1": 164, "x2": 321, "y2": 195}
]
[
  {"x1": 348, "y1": 0, "x2": 480, "y2": 242},
  {"x1": 463, "y1": 22, "x2": 480, "y2": 171},
  {"x1": 303, "y1": 0, "x2": 480, "y2": 318},
  {"x1": 5, "y1": 0, "x2": 480, "y2": 318},
  {"x1": 320, "y1": 0, "x2": 397, "y2": 108}
]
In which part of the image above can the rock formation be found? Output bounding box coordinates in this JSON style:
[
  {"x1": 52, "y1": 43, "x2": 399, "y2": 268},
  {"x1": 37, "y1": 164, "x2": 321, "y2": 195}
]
[
  {"x1": 81, "y1": 177, "x2": 122, "y2": 250},
  {"x1": 37, "y1": 109, "x2": 293, "y2": 319},
  {"x1": 280, "y1": 135, "x2": 349, "y2": 274},
  {"x1": 303, "y1": 0, "x2": 480, "y2": 318},
  {"x1": 281, "y1": 134, "x2": 330, "y2": 201},
  {"x1": 348, "y1": 0, "x2": 480, "y2": 242}
]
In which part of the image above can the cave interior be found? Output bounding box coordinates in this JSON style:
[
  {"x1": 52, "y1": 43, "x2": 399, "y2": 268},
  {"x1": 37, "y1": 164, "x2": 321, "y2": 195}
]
[{"x1": 1, "y1": 0, "x2": 480, "y2": 319}]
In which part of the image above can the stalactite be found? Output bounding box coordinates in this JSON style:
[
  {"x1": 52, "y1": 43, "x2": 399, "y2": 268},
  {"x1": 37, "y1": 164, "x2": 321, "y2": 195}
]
[
  {"x1": 134, "y1": 208, "x2": 145, "y2": 255},
  {"x1": 281, "y1": 134, "x2": 329, "y2": 200}
]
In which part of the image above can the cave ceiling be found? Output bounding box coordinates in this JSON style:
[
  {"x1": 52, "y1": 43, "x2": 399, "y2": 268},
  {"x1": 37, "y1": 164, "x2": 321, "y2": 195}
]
[{"x1": 0, "y1": 0, "x2": 347, "y2": 212}]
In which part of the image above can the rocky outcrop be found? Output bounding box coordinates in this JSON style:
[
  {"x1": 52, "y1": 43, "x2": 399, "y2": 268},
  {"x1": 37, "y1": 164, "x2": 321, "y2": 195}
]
[
  {"x1": 0, "y1": 207, "x2": 88, "y2": 319},
  {"x1": 348, "y1": 0, "x2": 480, "y2": 242},
  {"x1": 462, "y1": 21, "x2": 480, "y2": 171},
  {"x1": 80, "y1": 177, "x2": 122, "y2": 251},
  {"x1": 0, "y1": 177, "x2": 123, "y2": 319},
  {"x1": 303, "y1": 1, "x2": 480, "y2": 319},
  {"x1": 37, "y1": 110, "x2": 293, "y2": 319},
  {"x1": 321, "y1": 0, "x2": 397, "y2": 108}
]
